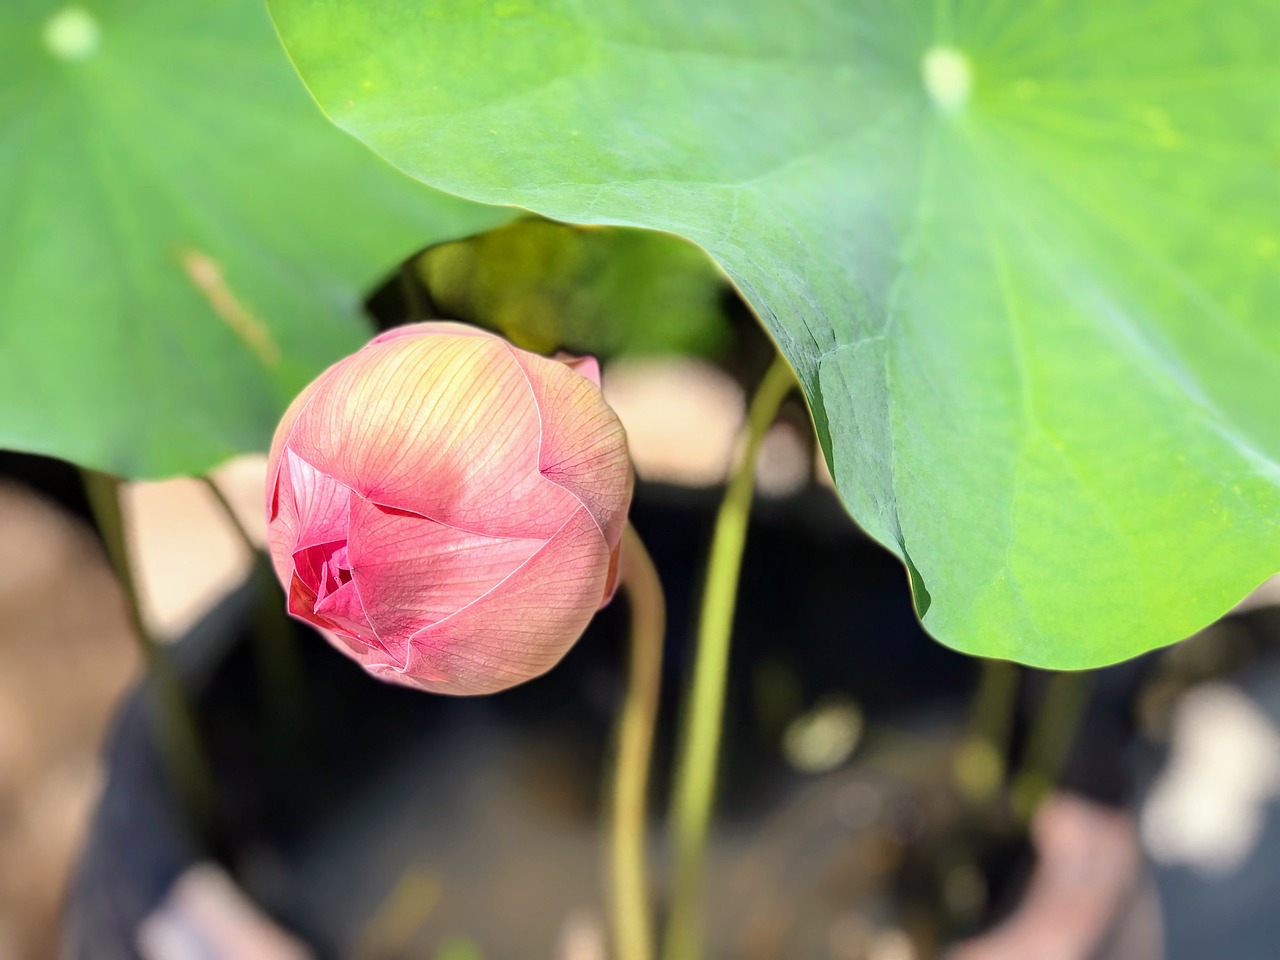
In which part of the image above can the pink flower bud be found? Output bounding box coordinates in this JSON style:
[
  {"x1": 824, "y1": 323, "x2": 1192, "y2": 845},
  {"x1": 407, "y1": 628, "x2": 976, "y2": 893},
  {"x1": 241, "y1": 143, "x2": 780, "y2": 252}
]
[{"x1": 265, "y1": 322, "x2": 633, "y2": 694}]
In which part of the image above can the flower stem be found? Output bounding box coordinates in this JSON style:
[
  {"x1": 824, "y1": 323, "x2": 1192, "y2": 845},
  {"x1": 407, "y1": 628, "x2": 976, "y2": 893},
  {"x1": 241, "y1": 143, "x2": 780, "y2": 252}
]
[
  {"x1": 954, "y1": 659, "x2": 1020, "y2": 804},
  {"x1": 1011, "y1": 671, "x2": 1091, "y2": 823},
  {"x1": 197, "y1": 474, "x2": 258, "y2": 559},
  {"x1": 82, "y1": 470, "x2": 216, "y2": 836},
  {"x1": 663, "y1": 356, "x2": 795, "y2": 960},
  {"x1": 609, "y1": 523, "x2": 666, "y2": 960},
  {"x1": 199, "y1": 476, "x2": 305, "y2": 732}
]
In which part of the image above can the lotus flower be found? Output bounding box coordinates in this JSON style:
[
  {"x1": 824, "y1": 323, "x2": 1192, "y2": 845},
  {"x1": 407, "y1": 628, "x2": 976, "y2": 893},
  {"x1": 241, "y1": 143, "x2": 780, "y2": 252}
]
[{"x1": 265, "y1": 322, "x2": 633, "y2": 694}]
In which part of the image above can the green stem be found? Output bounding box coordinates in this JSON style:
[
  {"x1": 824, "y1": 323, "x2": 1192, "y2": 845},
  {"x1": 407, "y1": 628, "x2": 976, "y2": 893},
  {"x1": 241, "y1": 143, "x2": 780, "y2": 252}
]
[
  {"x1": 199, "y1": 476, "x2": 305, "y2": 729},
  {"x1": 198, "y1": 475, "x2": 258, "y2": 558},
  {"x1": 663, "y1": 356, "x2": 795, "y2": 960},
  {"x1": 609, "y1": 524, "x2": 666, "y2": 960},
  {"x1": 1011, "y1": 671, "x2": 1091, "y2": 823},
  {"x1": 82, "y1": 470, "x2": 216, "y2": 835},
  {"x1": 954, "y1": 659, "x2": 1020, "y2": 803}
]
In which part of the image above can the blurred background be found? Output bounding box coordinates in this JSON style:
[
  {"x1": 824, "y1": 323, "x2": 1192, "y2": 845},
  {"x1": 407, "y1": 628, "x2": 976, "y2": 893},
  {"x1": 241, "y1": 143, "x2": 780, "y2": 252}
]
[{"x1": 1, "y1": 225, "x2": 1279, "y2": 959}]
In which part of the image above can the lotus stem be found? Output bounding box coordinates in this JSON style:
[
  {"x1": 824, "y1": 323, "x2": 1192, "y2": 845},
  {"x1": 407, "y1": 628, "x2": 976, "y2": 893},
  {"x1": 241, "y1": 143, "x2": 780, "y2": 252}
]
[
  {"x1": 1012, "y1": 670, "x2": 1091, "y2": 823},
  {"x1": 198, "y1": 474, "x2": 258, "y2": 558},
  {"x1": 199, "y1": 475, "x2": 305, "y2": 731},
  {"x1": 82, "y1": 470, "x2": 216, "y2": 835},
  {"x1": 954, "y1": 659, "x2": 1020, "y2": 804},
  {"x1": 663, "y1": 355, "x2": 795, "y2": 960},
  {"x1": 609, "y1": 523, "x2": 666, "y2": 960}
]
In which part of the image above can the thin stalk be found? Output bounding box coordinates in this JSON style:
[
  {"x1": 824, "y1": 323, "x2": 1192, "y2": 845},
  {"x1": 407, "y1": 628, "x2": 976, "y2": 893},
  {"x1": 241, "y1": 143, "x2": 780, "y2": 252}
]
[
  {"x1": 1011, "y1": 671, "x2": 1091, "y2": 823},
  {"x1": 609, "y1": 524, "x2": 666, "y2": 960},
  {"x1": 82, "y1": 470, "x2": 216, "y2": 835},
  {"x1": 198, "y1": 475, "x2": 258, "y2": 558},
  {"x1": 663, "y1": 356, "x2": 795, "y2": 960},
  {"x1": 954, "y1": 659, "x2": 1020, "y2": 804},
  {"x1": 199, "y1": 476, "x2": 305, "y2": 728}
]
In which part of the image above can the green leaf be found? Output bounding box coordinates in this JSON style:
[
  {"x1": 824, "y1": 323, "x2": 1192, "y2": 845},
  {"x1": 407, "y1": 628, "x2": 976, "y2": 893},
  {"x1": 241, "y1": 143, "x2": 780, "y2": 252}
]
[
  {"x1": 417, "y1": 218, "x2": 731, "y2": 359},
  {"x1": 269, "y1": 0, "x2": 1280, "y2": 668},
  {"x1": 0, "y1": 0, "x2": 511, "y2": 479}
]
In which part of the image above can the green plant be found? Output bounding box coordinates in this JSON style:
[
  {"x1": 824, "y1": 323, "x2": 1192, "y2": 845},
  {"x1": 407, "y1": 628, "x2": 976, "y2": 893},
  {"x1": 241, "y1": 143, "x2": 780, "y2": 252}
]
[
  {"x1": 5, "y1": 2, "x2": 1279, "y2": 957},
  {"x1": 1, "y1": 0, "x2": 510, "y2": 477},
  {"x1": 266, "y1": 0, "x2": 1280, "y2": 670}
]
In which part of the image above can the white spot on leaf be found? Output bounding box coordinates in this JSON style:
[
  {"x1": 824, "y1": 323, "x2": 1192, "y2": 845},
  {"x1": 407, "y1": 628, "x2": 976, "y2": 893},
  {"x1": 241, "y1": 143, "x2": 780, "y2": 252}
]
[
  {"x1": 43, "y1": 7, "x2": 101, "y2": 62},
  {"x1": 922, "y1": 45, "x2": 972, "y2": 114}
]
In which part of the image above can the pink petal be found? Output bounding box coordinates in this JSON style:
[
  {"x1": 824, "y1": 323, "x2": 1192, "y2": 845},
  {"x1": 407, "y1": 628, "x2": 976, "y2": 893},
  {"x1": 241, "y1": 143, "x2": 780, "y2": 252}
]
[
  {"x1": 266, "y1": 367, "x2": 337, "y2": 522},
  {"x1": 507, "y1": 347, "x2": 633, "y2": 548},
  {"x1": 292, "y1": 539, "x2": 346, "y2": 601},
  {"x1": 369, "y1": 320, "x2": 491, "y2": 346},
  {"x1": 345, "y1": 497, "x2": 544, "y2": 653},
  {"x1": 267, "y1": 449, "x2": 353, "y2": 588},
  {"x1": 288, "y1": 572, "x2": 402, "y2": 670},
  {"x1": 600, "y1": 540, "x2": 623, "y2": 606},
  {"x1": 558, "y1": 354, "x2": 601, "y2": 386},
  {"x1": 314, "y1": 579, "x2": 384, "y2": 653},
  {"x1": 399, "y1": 506, "x2": 612, "y2": 694},
  {"x1": 287, "y1": 331, "x2": 579, "y2": 538},
  {"x1": 286, "y1": 571, "x2": 341, "y2": 636},
  {"x1": 286, "y1": 450, "x2": 352, "y2": 548}
]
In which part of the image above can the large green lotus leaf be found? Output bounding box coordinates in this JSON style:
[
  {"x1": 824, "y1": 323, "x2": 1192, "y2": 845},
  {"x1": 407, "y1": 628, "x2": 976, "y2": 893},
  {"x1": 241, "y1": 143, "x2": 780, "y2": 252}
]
[
  {"x1": 0, "y1": 1, "x2": 511, "y2": 478},
  {"x1": 269, "y1": 0, "x2": 1280, "y2": 668}
]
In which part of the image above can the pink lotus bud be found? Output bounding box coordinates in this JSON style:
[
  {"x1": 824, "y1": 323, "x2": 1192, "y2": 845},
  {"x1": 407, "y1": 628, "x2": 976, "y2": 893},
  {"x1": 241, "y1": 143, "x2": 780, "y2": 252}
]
[{"x1": 265, "y1": 322, "x2": 633, "y2": 694}]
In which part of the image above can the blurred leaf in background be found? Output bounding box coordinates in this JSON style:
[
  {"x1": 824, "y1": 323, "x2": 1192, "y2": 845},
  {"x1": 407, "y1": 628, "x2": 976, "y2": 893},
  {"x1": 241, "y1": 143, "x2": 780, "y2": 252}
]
[
  {"x1": 434, "y1": 936, "x2": 484, "y2": 960},
  {"x1": 418, "y1": 219, "x2": 731, "y2": 360},
  {"x1": 0, "y1": 0, "x2": 511, "y2": 478},
  {"x1": 270, "y1": 0, "x2": 1280, "y2": 670}
]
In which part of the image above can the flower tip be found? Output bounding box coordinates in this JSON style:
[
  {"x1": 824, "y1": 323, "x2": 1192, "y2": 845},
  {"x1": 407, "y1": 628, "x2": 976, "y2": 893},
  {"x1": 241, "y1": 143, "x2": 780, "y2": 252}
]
[{"x1": 559, "y1": 354, "x2": 602, "y2": 387}]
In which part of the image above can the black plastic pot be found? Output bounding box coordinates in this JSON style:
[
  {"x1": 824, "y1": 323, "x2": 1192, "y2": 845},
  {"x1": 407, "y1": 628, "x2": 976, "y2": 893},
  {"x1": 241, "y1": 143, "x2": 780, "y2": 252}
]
[{"x1": 63, "y1": 479, "x2": 1165, "y2": 959}]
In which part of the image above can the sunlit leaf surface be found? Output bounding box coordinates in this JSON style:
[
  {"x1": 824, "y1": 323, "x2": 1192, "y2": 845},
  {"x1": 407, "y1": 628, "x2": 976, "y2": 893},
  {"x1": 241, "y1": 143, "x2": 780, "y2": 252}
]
[
  {"x1": 0, "y1": 0, "x2": 511, "y2": 477},
  {"x1": 270, "y1": 0, "x2": 1280, "y2": 666}
]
